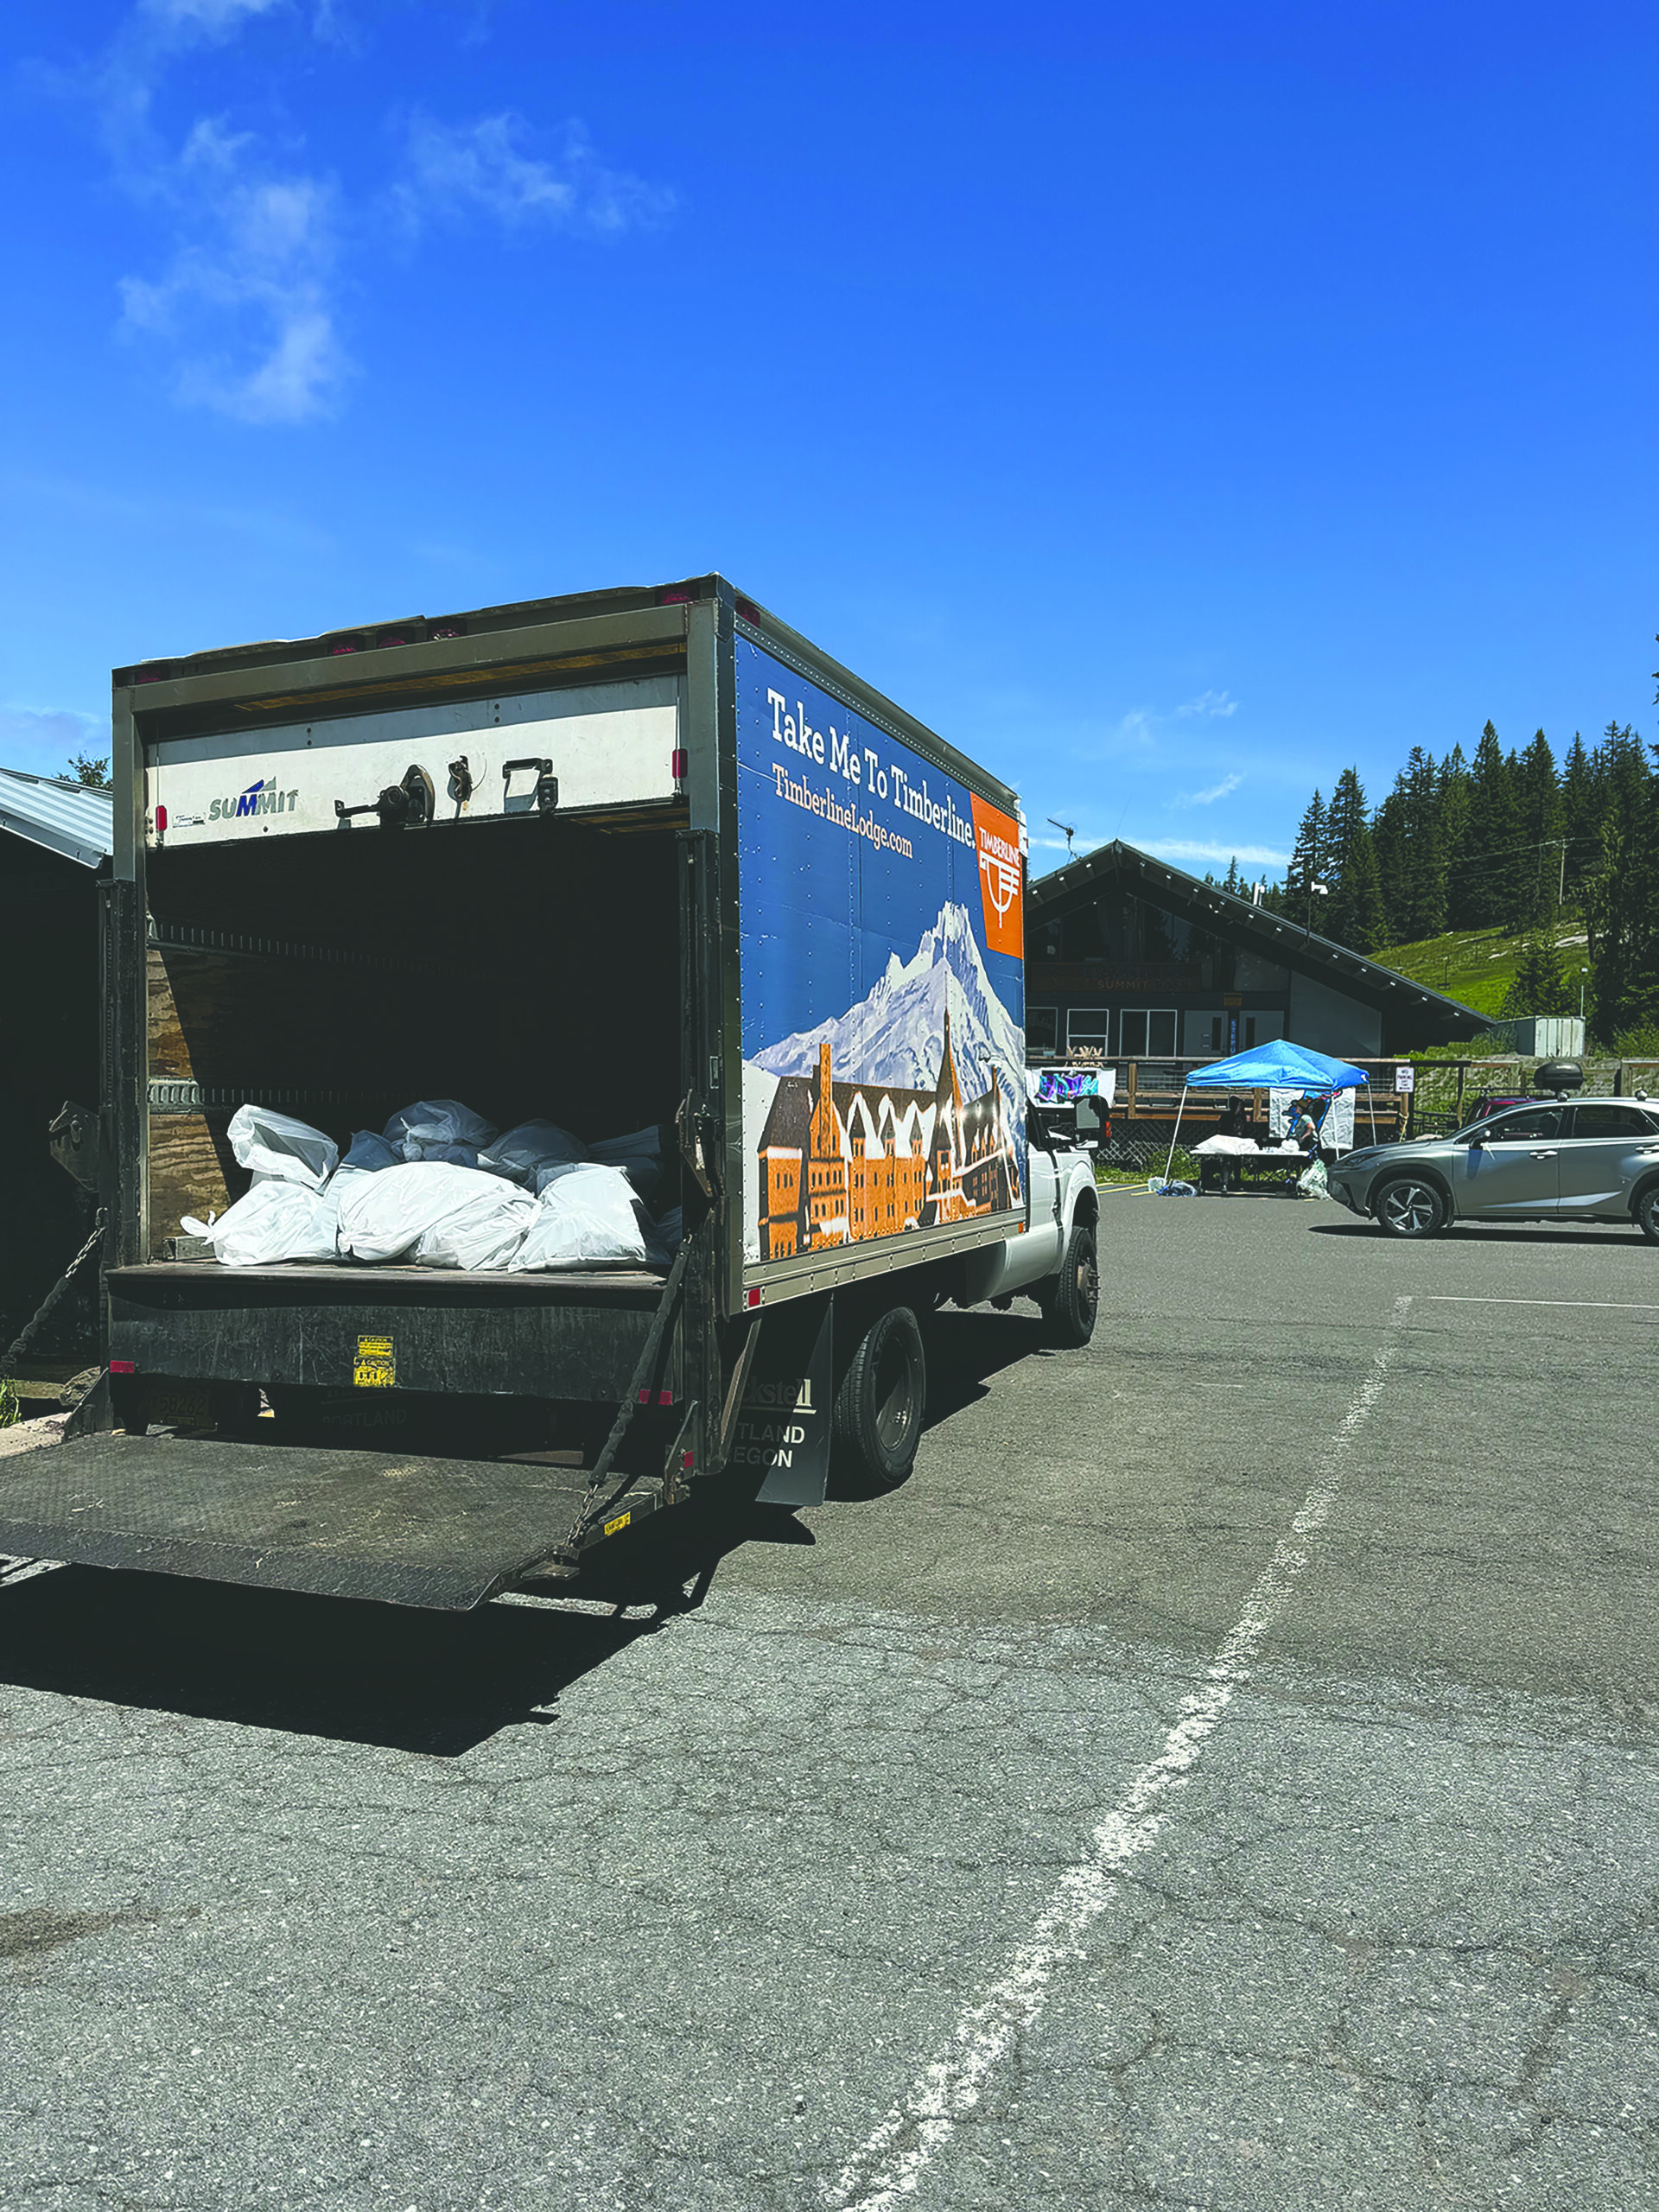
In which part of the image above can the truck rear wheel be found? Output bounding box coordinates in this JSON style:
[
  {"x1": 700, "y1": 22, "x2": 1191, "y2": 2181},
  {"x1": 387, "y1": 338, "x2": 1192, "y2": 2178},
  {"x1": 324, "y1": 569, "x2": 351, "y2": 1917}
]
[
  {"x1": 831, "y1": 1303, "x2": 927, "y2": 1491},
  {"x1": 1039, "y1": 1224, "x2": 1098, "y2": 1348}
]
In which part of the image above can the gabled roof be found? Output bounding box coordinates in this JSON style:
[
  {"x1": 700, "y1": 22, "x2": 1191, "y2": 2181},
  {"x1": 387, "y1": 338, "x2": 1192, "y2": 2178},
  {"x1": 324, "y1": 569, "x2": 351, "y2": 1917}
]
[
  {"x1": 1028, "y1": 839, "x2": 1487, "y2": 1036},
  {"x1": 0, "y1": 769, "x2": 113, "y2": 869}
]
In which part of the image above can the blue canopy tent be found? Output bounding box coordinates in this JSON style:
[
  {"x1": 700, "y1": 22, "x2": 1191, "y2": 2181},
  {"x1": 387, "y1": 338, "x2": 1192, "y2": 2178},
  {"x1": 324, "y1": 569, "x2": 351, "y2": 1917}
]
[{"x1": 1162, "y1": 1039, "x2": 1372, "y2": 1185}]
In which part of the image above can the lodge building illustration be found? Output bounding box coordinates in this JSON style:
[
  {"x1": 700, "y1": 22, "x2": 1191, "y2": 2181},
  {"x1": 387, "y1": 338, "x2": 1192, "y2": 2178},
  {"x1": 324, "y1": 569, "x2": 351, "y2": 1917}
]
[{"x1": 757, "y1": 1012, "x2": 1021, "y2": 1260}]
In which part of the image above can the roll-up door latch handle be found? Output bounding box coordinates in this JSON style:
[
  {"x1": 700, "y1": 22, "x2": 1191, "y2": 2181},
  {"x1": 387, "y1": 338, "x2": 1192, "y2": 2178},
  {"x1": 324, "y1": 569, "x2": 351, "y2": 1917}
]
[{"x1": 503, "y1": 758, "x2": 558, "y2": 815}]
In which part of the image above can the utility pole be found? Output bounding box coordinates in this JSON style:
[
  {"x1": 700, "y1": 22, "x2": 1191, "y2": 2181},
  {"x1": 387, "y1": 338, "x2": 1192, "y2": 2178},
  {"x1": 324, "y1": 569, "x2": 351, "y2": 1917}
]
[{"x1": 1539, "y1": 837, "x2": 1567, "y2": 907}]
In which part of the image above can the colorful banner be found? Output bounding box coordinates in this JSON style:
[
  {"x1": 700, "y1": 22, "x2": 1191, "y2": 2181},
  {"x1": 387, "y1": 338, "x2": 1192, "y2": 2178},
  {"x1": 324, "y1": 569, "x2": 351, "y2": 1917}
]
[{"x1": 736, "y1": 637, "x2": 1026, "y2": 1267}]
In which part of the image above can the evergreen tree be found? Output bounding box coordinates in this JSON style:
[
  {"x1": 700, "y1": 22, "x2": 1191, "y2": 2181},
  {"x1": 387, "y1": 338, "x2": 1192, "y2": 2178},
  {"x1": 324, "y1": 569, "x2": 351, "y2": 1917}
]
[
  {"x1": 1558, "y1": 732, "x2": 1598, "y2": 906},
  {"x1": 1438, "y1": 747, "x2": 1473, "y2": 927},
  {"x1": 1370, "y1": 772, "x2": 1410, "y2": 944},
  {"x1": 1223, "y1": 855, "x2": 1241, "y2": 895},
  {"x1": 1500, "y1": 903, "x2": 1573, "y2": 1018},
  {"x1": 1586, "y1": 734, "x2": 1659, "y2": 1040},
  {"x1": 1322, "y1": 767, "x2": 1380, "y2": 949},
  {"x1": 1288, "y1": 791, "x2": 1328, "y2": 917},
  {"x1": 1512, "y1": 728, "x2": 1563, "y2": 928},
  {"x1": 1459, "y1": 721, "x2": 1524, "y2": 929},
  {"x1": 1402, "y1": 747, "x2": 1446, "y2": 938},
  {"x1": 1336, "y1": 823, "x2": 1388, "y2": 952}
]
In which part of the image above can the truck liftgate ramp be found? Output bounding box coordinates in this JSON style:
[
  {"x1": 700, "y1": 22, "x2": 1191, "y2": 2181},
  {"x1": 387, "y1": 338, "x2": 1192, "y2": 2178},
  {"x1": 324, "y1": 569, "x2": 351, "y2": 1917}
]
[{"x1": 1, "y1": 575, "x2": 1100, "y2": 1613}]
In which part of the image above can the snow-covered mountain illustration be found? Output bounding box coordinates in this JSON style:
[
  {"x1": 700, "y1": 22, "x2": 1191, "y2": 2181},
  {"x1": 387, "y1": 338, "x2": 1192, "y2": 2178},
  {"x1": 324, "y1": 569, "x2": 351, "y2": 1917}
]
[{"x1": 749, "y1": 900, "x2": 1024, "y2": 1114}]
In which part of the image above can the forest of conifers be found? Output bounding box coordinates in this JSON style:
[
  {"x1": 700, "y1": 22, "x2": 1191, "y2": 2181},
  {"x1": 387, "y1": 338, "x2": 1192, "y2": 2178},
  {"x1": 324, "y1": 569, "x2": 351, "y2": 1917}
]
[{"x1": 1213, "y1": 713, "x2": 1659, "y2": 1049}]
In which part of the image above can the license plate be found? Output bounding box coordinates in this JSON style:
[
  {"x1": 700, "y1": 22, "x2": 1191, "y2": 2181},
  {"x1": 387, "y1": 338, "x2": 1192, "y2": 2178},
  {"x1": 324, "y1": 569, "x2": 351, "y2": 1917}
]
[{"x1": 143, "y1": 1381, "x2": 213, "y2": 1429}]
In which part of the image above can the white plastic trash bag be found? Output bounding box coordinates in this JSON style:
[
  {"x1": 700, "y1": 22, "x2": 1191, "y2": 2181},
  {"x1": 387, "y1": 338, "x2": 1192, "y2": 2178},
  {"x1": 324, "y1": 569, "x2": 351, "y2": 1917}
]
[
  {"x1": 336, "y1": 1161, "x2": 532, "y2": 1269},
  {"x1": 478, "y1": 1118, "x2": 588, "y2": 1185},
  {"x1": 509, "y1": 1166, "x2": 648, "y2": 1271},
  {"x1": 383, "y1": 1098, "x2": 499, "y2": 1162},
  {"x1": 587, "y1": 1126, "x2": 667, "y2": 1204},
  {"x1": 226, "y1": 1103, "x2": 338, "y2": 1190},
  {"x1": 182, "y1": 1180, "x2": 340, "y2": 1267}
]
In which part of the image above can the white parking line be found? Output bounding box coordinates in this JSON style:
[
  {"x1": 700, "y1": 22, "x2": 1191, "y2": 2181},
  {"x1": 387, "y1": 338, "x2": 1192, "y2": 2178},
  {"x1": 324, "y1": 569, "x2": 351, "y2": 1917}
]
[
  {"x1": 1426, "y1": 1296, "x2": 1659, "y2": 1312},
  {"x1": 827, "y1": 1295, "x2": 1414, "y2": 2212}
]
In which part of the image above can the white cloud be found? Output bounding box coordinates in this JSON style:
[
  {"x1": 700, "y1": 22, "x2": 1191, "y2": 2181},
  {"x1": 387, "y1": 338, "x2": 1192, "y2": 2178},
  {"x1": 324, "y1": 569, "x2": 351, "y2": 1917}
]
[
  {"x1": 120, "y1": 156, "x2": 349, "y2": 423},
  {"x1": 1175, "y1": 689, "x2": 1239, "y2": 720},
  {"x1": 1175, "y1": 772, "x2": 1243, "y2": 807},
  {"x1": 1141, "y1": 837, "x2": 1290, "y2": 868},
  {"x1": 75, "y1": 5, "x2": 671, "y2": 424},
  {"x1": 1, "y1": 704, "x2": 112, "y2": 778},
  {"x1": 140, "y1": 0, "x2": 284, "y2": 30},
  {"x1": 391, "y1": 112, "x2": 677, "y2": 239}
]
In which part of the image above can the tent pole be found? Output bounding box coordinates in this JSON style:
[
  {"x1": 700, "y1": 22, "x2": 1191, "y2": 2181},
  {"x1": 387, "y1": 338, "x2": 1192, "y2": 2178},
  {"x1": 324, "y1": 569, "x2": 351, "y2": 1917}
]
[
  {"x1": 1163, "y1": 1085, "x2": 1188, "y2": 1187},
  {"x1": 1367, "y1": 1084, "x2": 1376, "y2": 1143}
]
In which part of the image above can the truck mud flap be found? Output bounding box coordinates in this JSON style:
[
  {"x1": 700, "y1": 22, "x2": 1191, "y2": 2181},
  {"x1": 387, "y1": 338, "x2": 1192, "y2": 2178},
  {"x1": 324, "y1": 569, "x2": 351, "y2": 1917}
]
[{"x1": 0, "y1": 1432, "x2": 639, "y2": 1611}]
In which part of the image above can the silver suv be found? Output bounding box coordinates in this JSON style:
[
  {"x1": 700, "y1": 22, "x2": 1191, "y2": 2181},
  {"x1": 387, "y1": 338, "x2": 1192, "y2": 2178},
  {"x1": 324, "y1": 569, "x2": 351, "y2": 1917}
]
[{"x1": 1329, "y1": 1097, "x2": 1659, "y2": 1241}]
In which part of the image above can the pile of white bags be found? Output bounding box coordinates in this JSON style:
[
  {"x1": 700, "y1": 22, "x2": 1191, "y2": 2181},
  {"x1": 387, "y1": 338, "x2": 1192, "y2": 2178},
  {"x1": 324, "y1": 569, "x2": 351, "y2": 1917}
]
[
  {"x1": 509, "y1": 1166, "x2": 648, "y2": 1271},
  {"x1": 181, "y1": 1099, "x2": 680, "y2": 1273},
  {"x1": 182, "y1": 1105, "x2": 344, "y2": 1267},
  {"x1": 336, "y1": 1162, "x2": 537, "y2": 1268}
]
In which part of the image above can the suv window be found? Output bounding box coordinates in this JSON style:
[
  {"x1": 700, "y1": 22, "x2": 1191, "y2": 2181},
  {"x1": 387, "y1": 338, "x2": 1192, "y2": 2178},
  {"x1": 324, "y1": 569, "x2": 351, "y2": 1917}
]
[
  {"x1": 1568, "y1": 1105, "x2": 1658, "y2": 1139},
  {"x1": 1471, "y1": 1107, "x2": 1562, "y2": 1141}
]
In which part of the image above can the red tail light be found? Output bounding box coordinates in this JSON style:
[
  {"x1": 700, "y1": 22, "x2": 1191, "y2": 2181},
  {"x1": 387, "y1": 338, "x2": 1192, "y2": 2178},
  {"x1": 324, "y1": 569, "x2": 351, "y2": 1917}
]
[
  {"x1": 155, "y1": 804, "x2": 168, "y2": 834},
  {"x1": 658, "y1": 588, "x2": 692, "y2": 606},
  {"x1": 671, "y1": 747, "x2": 688, "y2": 782},
  {"x1": 110, "y1": 1360, "x2": 136, "y2": 1375}
]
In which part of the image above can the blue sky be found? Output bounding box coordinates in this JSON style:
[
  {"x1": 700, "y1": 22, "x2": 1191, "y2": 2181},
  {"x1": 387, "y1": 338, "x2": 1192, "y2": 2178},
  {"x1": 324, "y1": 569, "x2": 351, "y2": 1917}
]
[{"x1": 4, "y1": 2, "x2": 1656, "y2": 880}]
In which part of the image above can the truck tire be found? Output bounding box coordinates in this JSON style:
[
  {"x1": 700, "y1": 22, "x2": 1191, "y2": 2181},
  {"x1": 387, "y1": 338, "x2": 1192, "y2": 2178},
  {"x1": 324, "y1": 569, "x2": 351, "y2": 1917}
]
[
  {"x1": 1039, "y1": 1224, "x2": 1098, "y2": 1348},
  {"x1": 831, "y1": 1303, "x2": 927, "y2": 1490}
]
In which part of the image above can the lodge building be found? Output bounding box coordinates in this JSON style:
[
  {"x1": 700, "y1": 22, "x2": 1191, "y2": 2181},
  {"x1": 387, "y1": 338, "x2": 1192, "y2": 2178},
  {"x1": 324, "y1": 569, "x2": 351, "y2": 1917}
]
[{"x1": 1027, "y1": 840, "x2": 1486, "y2": 1063}]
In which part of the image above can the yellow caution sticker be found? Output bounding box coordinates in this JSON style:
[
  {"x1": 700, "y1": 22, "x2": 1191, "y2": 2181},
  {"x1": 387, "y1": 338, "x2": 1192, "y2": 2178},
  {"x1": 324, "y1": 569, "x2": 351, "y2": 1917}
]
[
  {"x1": 354, "y1": 1332, "x2": 396, "y2": 1388},
  {"x1": 602, "y1": 1511, "x2": 632, "y2": 1538}
]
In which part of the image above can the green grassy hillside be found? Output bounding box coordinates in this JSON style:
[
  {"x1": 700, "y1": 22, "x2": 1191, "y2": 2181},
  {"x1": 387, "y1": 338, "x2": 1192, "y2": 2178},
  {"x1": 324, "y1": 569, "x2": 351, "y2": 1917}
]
[{"x1": 1374, "y1": 917, "x2": 1592, "y2": 1021}]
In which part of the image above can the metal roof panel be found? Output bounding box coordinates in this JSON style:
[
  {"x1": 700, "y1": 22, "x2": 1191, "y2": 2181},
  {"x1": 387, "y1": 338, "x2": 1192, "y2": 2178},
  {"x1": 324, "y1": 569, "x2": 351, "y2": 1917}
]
[{"x1": 0, "y1": 767, "x2": 114, "y2": 868}]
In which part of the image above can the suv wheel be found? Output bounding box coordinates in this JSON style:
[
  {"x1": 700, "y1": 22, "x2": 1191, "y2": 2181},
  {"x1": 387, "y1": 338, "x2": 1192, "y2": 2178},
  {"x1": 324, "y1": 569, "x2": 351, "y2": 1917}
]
[
  {"x1": 1375, "y1": 1175, "x2": 1446, "y2": 1239},
  {"x1": 1637, "y1": 1185, "x2": 1659, "y2": 1244}
]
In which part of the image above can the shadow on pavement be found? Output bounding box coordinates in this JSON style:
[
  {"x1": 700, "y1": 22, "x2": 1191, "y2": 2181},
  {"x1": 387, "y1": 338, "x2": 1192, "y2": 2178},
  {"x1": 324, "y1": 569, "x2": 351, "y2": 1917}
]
[
  {"x1": 1306, "y1": 1220, "x2": 1646, "y2": 1248},
  {"x1": 0, "y1": 1314, "x2": 1058, "y2": 1753},
  {"x1": 0, "y1": 1492, "x2": 810, "y2": 1758},
  {"x1": 922, "y1": 1307, "x2": 1055, "y2": 1427}
]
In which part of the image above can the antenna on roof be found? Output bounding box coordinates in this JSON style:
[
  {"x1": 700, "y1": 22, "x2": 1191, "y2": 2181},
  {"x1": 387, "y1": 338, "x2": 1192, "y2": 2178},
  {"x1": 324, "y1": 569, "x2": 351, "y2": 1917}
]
[{"x1": 1047, "y1": 816, "x2": 1076, "y2": 859}]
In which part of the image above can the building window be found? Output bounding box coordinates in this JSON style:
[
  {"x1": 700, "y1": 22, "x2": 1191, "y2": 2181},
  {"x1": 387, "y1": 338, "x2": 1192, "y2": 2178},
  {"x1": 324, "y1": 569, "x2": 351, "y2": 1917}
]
[
  {"x1": 1245, "y1": 1016, "x2": 1256, "y2": 1048},
  {"x1": 1120, "y1": 1008, "x2": 1177, "y2": 1056},
  {"x1": 1066, "y1": 1007, "x2": 1109, "y2": 1055},
  {"x1": 1027, "y1": 1006, "x2": 1059, "y2": 1055}
]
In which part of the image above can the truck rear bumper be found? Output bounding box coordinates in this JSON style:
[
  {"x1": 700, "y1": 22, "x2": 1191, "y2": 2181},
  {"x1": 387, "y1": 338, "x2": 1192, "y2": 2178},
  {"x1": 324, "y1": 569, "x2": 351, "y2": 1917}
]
[
  {"x1": 108, "y1": 1262, "x2": 676, "y2": 1404},
  {"x1": 0, "y1": 1431, "x2": 613, "y2": 1610}
]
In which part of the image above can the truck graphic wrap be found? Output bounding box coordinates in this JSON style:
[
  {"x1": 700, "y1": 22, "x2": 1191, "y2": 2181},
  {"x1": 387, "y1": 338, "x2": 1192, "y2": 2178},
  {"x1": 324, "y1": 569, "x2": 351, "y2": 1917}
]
[{"x1": 736, "y1": 635, "x2": 1026, "y2": 1268}]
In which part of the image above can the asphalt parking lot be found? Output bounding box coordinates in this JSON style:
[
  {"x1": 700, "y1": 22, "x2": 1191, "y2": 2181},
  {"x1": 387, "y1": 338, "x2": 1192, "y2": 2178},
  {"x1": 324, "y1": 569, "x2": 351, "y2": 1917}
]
[{"x1": 2, "y1": 1192, "x2": 1656, "y2": 2211}]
